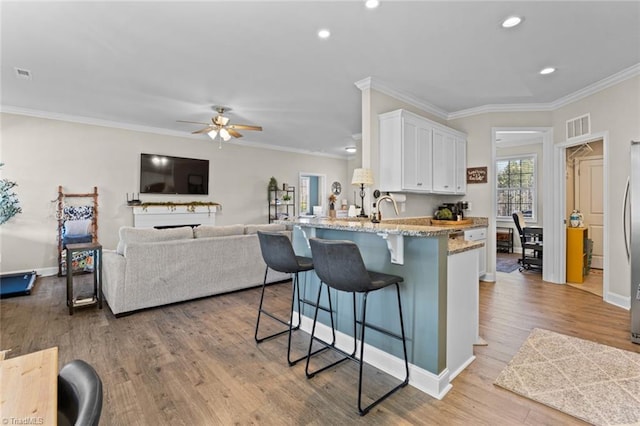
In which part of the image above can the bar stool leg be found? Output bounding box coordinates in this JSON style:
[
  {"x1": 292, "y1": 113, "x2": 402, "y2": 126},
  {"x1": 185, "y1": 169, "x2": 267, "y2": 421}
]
[
  {"x1": 255, "y1": 267, "x2": 291, "y2": 343},
  {"x1": 357, "y1": 284, "x2": 409, "y2": 416},
  {"x1": 305, "y1": 282, "x2": 350, "y2": 378}
]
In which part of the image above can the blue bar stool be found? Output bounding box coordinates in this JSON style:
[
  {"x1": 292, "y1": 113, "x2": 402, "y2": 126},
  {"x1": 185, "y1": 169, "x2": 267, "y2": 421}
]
[
  {"x1": 255, "y1": 231, "x2": 335, "y2": 366},
  {"x1": 307, "y1": 237, "x2": 409, "y2": 416}
]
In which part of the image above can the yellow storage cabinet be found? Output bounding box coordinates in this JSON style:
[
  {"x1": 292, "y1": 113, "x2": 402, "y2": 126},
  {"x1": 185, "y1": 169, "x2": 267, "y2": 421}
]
[{"x1": 566, "y1": 227, "x2": 588, "y2": 283}]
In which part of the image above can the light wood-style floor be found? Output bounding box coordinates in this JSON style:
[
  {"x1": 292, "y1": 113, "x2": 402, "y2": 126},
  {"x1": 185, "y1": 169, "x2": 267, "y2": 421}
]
[{"x1": 1, "y1": 271, "x2": 636, "y2": 425}]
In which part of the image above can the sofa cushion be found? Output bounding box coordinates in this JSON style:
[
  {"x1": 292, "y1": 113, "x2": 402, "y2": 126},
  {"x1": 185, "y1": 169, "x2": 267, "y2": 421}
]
[
  {"x1": 194, "y1": 224, "x2": 245, "y2": 239},
  {"x1": 245, "y1": 224, "x2": 286, "y2": 234},
  {"x1": 116, "y1": 226, "x2": 194, "y2": 255}
]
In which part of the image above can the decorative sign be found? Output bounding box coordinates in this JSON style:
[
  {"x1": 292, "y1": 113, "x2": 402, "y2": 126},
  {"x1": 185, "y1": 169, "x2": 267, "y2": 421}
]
[{"x1": 466, "y1": 166, "x2": 488, "y2": 184}]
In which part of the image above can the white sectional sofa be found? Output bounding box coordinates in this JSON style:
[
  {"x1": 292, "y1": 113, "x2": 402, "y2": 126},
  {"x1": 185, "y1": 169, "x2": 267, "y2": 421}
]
[{"x1": 102, "y1": 223, "x2": 290, "y2": 316}]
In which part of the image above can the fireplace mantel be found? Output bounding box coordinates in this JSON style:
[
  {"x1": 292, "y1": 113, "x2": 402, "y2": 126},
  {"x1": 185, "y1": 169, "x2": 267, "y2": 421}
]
[{"x1": 132, "y1": 206, "x2": 217, "y2": 228}]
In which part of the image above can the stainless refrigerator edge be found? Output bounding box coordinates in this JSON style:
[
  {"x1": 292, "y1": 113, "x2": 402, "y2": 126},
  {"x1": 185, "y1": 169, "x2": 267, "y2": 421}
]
[{"x1": 628, "y1": 140, "x2": 640, "y2": 344}]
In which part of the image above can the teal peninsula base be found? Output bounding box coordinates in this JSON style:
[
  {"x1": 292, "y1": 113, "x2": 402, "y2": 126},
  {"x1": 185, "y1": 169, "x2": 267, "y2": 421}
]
[{"x1": 286, "y1": 218, "x2": 482, "y2": 399}]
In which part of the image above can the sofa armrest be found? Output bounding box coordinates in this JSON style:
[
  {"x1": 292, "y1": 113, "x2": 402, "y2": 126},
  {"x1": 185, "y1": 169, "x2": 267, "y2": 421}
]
[{"x1": 102, "y1": 249, "x2": 126, "y2": 314}]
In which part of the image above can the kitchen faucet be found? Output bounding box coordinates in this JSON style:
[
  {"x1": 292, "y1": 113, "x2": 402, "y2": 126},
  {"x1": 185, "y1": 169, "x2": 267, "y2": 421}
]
[{"x1": 372, "y1": 194, "x2": 399, "y2": 223}]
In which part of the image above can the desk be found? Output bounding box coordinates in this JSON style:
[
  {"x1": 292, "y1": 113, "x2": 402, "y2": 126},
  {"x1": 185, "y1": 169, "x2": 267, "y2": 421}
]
[{"x1": 0, "y1": 347, "x2": 58, "y2": 425}]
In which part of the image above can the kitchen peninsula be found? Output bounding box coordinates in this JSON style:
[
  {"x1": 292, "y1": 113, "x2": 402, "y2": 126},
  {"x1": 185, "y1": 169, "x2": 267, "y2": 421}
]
[{"x1": 282, "y1": 216, "x2": 486, "y2": 399}]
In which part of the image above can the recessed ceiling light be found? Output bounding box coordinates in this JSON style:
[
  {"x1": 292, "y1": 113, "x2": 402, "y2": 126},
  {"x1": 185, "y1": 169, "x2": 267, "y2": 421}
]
[
  {"x1": 540, "y1": 67, "x2": 556, "y2": 75},
  {"x1": 365, "y1": 0, "x2": 380, "y2": 9},
  {"x1": 318, "y1": 29, "x2": 331, "y2": 39},
  {"x1": 345, "y1": 146, "x2": 357, "y2": 153},
  {"x1": 501, "y1": 16, "x2": 522, "y2": 28}
]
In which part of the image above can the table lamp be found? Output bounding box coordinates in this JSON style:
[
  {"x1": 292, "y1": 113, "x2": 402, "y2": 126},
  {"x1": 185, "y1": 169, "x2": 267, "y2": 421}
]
[{"x1": 351, "y1": 168, "x2": 374, "y2": 217}]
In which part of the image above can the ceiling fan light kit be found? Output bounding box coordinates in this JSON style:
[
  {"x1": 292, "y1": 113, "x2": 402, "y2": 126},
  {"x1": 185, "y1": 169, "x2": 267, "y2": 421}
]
[{"x1": 178, "y1": 105, "x2": 262, "y2": 148}]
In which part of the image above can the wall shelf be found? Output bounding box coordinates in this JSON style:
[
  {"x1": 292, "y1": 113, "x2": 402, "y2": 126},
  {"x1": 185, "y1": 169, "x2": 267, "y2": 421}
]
[{"x1": 268, "y1": 187, "x2": 295, "y2": 223}]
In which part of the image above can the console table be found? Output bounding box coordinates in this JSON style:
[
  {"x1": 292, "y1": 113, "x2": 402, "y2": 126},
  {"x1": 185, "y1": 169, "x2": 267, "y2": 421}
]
[{"x1": 132, "y1": 205, "x2": 218, "y2": 228}]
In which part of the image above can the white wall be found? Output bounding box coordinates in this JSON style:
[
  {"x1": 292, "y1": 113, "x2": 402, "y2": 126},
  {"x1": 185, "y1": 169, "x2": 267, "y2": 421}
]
[{"x1": 0, "y1": 113, "x2": 348, "y2": 274}]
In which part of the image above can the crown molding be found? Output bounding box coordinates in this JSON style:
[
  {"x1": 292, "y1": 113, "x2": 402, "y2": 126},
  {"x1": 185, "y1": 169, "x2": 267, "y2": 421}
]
[
  {"x1": 448, "y1": 63, "x2": 640, "y2": 120},
  {"x1": 547, "y1": 62, "x2": 640, "y2": 109},
  {"x1": 0, "y1": 105, "x2": 348, "y2": 160},
  {"x1": 354, "y1": 77, "x2": 450, "y2": 120},
  {"x1": 358, "y1": 63, "x2": 640, "y2": 121},
  {"x1": 447, "y1": 103, "x2": 554, "y2": 120}
]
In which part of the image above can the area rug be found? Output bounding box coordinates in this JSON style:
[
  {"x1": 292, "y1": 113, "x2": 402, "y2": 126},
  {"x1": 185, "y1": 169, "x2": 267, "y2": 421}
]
[
  {"x1": 495, "y1": 328, "x2": 640, "y2": 425},
  {"x1": 496, "y1": 254, "x2": 521, "y2": 273}
]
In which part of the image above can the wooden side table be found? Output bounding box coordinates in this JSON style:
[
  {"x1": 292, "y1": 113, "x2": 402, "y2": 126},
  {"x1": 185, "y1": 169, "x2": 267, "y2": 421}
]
[
  {"x1": 65, "y1": 242, "x2": 103, "y2": 315},
  {"x1": 496, "y1": 227, "x2": 513, "y2": 253}
]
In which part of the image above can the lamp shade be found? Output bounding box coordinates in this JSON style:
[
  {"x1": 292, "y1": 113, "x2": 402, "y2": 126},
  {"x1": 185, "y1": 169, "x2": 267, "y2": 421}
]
[{"x1": 351, "y1": 168, "x2": 374, "y2": 186}]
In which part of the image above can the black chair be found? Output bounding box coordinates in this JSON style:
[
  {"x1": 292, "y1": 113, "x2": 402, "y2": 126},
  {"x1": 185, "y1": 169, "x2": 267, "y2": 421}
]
[
  {"x1": 255, "y1": 231, "x2": 334, "y2": 366},
  {"x1": 306, "y1": 238, "x2": 409, "y2": 416},
  {"x1": 58, "y1": 359, "x2": 103, "y2": 426},
  {"x1": 512, "y1": 211, "x2": 543, "y2": 271}
]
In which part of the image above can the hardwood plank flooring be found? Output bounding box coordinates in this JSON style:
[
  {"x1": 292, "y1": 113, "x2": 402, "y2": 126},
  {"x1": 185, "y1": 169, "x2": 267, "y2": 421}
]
[{"x1": 1, "y1": 271, "x2": 637, "y2": 425}]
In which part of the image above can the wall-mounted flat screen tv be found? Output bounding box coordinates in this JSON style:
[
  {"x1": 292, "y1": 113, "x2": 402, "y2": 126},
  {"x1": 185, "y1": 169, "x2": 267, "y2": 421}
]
[{"x1": 140, "y1": 153, "x2": 209, "y2": 195}]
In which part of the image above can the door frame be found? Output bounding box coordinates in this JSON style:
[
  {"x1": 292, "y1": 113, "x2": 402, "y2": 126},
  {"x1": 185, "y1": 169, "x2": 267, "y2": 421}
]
[
  {"x1": 550, "y1": 131, "x2": 610, "y2": 302},
  {"x1": 298, "y1": 172, "x2": 326, "y2": 216},
  {"x1": 490, "y1": 127, "x2": 553, "y2": 283}
]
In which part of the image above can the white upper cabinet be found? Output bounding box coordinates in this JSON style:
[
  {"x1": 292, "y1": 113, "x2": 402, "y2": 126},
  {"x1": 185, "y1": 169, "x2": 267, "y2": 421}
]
[
  {"x1": 379, "y1": 109, "x2": 466, "y2": 195},
  {"x1": 432, "y1": 128, "x2": 456, "y2": 193},
  {"x1": 455, "y1": 137, "x2": 467, "y2": 194}
]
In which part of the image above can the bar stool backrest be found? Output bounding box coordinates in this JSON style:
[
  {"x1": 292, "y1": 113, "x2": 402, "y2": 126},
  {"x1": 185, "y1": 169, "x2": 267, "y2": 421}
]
[
  {"x1": 58, "y1": 359, "x2": 103, "y2": 426},
  {"x1": 257, "y1": 231, "x2": 300, "y2": 273},
  {"x1": 309, "y1": 238, "x2": 372, "y2": 293}
]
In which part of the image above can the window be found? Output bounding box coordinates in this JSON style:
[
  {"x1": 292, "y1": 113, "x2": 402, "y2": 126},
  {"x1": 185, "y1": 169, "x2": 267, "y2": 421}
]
[{"x1": 496, "y1": 155, "x2": 536, "y2": 220}]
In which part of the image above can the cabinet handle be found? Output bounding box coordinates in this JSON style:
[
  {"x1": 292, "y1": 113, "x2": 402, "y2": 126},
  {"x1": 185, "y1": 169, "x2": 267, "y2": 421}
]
[
  {"x1": 444, "y1": 185, "x2": 449, "y2": 188},
  {"x1": 417, "y1": 182, "x2": 422, "y2": 186}
]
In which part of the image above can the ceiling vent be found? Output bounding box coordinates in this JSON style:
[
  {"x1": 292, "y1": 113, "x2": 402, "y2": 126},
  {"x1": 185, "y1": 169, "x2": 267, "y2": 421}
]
[
  {"x1": 566, "y1": 113, "x2": 590, "y2": 139},
  {"x1": 14, "y1": 67, "x2": 32, "y2": 80}
]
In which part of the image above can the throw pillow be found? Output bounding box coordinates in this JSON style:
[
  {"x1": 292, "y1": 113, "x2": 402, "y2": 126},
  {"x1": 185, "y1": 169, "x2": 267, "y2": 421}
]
[{"x1": 64, "y1": 219, "x2": 92, "y2": 236}]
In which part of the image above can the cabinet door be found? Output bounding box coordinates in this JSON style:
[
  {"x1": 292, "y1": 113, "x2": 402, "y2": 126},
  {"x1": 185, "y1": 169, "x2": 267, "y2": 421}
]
[
  {"x1": 432, "y1": 129, "x2": 456, "y2": 193},
  {"x1": 455, "y1": 137, "x2": 467, "y2": 194},
  {"x1": 402, "y1": 118, "x2": 432, "y2": 192}
]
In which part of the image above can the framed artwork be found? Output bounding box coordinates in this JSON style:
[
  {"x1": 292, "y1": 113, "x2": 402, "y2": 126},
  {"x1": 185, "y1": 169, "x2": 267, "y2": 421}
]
[{"x1": 467, "y1": 167, "x2": 488, "y2": 184}]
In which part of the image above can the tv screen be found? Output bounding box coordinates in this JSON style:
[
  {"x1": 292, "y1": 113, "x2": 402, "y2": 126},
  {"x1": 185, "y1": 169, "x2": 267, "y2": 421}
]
[{"x1": 140, "y1": 153, "x2": 209, "y2": 195}]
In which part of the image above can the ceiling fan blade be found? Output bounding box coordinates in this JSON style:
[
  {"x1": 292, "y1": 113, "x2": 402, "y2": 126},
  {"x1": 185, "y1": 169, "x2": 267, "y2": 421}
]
[
  {"x1": 177, "y1": 120, "x2": 209, "y2": 125},
  {"x1": 227, "y1": 129, "x2": 243, "y2": 138},
  {"x1": 192, "y1": 126, "x2": 214, "y2": 134},
  {"x1": 228, "y1": 124, "x2": 262, "y2": 131}
]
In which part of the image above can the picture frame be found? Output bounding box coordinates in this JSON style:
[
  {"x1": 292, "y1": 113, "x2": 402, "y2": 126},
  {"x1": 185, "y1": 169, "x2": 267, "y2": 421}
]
[{"x1": 466, "y1": 167, "x2": 488, "y2": 184}]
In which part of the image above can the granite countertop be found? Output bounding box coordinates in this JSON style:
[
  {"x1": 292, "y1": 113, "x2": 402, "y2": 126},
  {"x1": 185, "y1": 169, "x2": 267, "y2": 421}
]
[
  {"x1": 447, "y1": 237, "x2": 484, "y2": 255},
  {"x1": 280, "y1": 216, "x2": 487, "y2": 255},
  {"x1": 283, "y1": 217, "x2": 451, "y2": 237}
]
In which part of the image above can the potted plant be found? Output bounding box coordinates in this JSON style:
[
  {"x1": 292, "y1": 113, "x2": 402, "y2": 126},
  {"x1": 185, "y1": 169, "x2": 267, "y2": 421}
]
[
  {"x1": 0, "y1": 163, "x2": 21, "y2": 225},
  {"x1": 282, "y1": 193, "x2": 291, "y2": 203},
  {"x1": 328, "y1": 194, "x2": 337, "y2": 218},
  {"x1": 268, "y1": 177, "x2": 278, "y2": 191}
]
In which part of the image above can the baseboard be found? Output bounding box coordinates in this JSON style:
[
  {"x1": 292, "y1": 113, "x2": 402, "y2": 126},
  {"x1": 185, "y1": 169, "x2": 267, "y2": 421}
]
[
  {"x1": 481, "y1": 272, "x2": 496, "y2": 282},
  {"x1": 605, "y1": 291, "x2": 630, "y2": 310},
  {"x1": 299, "y1": 315, "x2": 452, "y2": 400},
  {"x1": 1, "y1": 266, "x2": 58, "y2": 277}
]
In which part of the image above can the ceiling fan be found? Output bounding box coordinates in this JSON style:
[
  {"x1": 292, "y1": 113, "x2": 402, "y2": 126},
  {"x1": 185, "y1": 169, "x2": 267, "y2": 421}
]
[{"x1": 178, "y1": 106, "x2": 262, "y2": 146}]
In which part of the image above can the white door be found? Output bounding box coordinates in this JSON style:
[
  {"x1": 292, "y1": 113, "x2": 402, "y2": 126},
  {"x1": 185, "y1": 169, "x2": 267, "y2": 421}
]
[{"x1": 575, "y1": 156, "x2": 604, "y2": 269}]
